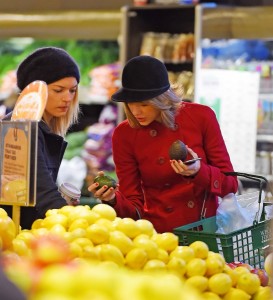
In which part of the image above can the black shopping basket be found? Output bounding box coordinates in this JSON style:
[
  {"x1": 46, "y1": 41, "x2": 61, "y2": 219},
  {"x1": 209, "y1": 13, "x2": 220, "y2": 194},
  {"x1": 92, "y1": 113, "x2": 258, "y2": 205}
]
[{"x1": 173, "y1": 172, "x2": 272, "y2": 269}]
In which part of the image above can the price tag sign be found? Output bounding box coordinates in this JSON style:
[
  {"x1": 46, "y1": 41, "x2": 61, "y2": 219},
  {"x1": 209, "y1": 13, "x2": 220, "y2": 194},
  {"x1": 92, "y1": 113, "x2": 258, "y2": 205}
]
[{"x1": 0, "y1": 121, "x2": 38, "y2": 206}]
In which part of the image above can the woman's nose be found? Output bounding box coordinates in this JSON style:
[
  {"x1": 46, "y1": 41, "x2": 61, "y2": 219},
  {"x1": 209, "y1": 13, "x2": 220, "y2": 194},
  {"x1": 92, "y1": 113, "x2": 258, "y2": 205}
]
[{"x1": 62, "y1": 91, "x2": 73, "y2": 102}]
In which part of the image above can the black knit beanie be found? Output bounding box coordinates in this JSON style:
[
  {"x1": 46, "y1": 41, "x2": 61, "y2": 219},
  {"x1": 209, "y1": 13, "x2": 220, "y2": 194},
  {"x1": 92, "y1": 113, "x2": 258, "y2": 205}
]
[{"x1": 16, "y1": 47, "x2": 80, "y2": 91}]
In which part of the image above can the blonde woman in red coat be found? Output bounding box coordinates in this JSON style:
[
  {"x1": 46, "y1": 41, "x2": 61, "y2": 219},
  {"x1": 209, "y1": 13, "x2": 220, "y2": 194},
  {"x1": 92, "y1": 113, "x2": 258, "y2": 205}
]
[{"x1": 88, "y1": 55, "x2": 238, "y2": 233}]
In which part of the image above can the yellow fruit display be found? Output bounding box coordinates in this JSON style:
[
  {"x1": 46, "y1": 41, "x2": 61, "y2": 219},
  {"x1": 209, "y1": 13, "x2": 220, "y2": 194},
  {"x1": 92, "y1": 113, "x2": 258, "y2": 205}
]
[
  {"x1": 236, "y1": 272, "x2": 261, "y2": 295},
  {"x1": 116, "y1": 217, "x2": 141, "y2": 239},
  {"x1": 169, "y1": 245, "x2": 195, "y2": 263},
  {"x1": 109, "y1": 230, "x2": 134, "y2": 255},
  {"x1": 223, "y1": 287, "x2": 251, "y2": 300},
  {"x1": 185, "y1": 275, "x2": 209, "y2": 293},
  {"x1": 205, "y1": 255, "x2": 225, "y2": 277},
  {"x1": 0, "y1": 212, "x2": 16, "y2": 250},
  {"x1": 92, "y1": 203, "x2": 117, "y2": 221},
  {"x1": 167, "y1": 257, "x2": 187, "y2": 277},
  {"x1": 125, "y1": 247, "x2": 148, "y2": 270},
  {"x1": 208, "y1": 273, "x2": 232, "y2": 295},
  {"x1": 86, "y1": 223, "x2": 109, "y2": 245},
  {"x1": 152, "y1": 232, "x2": 178, "y2": 252},
  {"x1": 189, "y1": 241, "x2": 209, "y2": 259},
  {"x1": 186, "y1": 258, "x2": 207, "y2": 277}
]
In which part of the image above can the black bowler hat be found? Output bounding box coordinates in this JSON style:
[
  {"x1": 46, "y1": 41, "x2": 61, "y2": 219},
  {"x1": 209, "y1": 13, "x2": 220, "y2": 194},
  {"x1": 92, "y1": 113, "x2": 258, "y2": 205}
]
[
  {"x1": 111, "y1": 55, "x2": 170, "y2": 102},
  {"x1": 16, "y1": 47, "x2": 80, "y2": 91}
]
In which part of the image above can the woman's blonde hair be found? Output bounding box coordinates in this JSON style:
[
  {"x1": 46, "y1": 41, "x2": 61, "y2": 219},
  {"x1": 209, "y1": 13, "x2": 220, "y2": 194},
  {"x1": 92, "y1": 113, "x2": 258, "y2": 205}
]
[
  {"x1": 49, "y1": 89, "x2": 80, "y2": 137},
  {"x1": 124, "y1": 88, "x2": 181, "y2": 130}
]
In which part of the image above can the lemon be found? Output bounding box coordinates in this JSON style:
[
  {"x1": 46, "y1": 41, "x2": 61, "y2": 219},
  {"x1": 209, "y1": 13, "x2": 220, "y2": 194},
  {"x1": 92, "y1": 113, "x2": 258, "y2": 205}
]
[
  {"x1": 49, "y1": 224, "x2": 67, "y2": 236},
  {"x1": 186, "y1": 258, "x2": 207, "y2": 277},
  {"x1": 167, "y1": 257, "x2": 187, "y2": 277},
  {"x1": 73, "y1": 237, "x2": 94, "y2": 249},
  {"x1": 86, "y1": 223, "x2": 109, "y2": 245},
  {"x1": 235, "y1": 266, "x2": 251, "y2": 276},
  {"x1": 116, "y1": 218, "x2": 141, "y2": 238},
  {"x1": 125, "y1": 247, "x2": 148, "y2": 269},
  {"x1": 69, "y1": 228, "x2": 87, "y2": 240},
  {"x1": 252, "y1": 286, "x2": 273, "y2": 300},
  {"x1": 92, "y1": 204, "x2": 117, "y2": 221},
  {"x1": 42, "y1": 214, "x2": 68, "y2": 230},
  {"x1": 185, "y1": 275, "x2": 208, "y2": 292},
  {"x1": 68, "y1": 218, "x2": 89, "y2": 232},
  {"x1": 133, "y1": 235, "x2": 158, "y2": 259},
  {"x1": 136, "y1": 219, "x2": 155, "y2": 237},
  {"x1": 189, "y1": 241, "x2": 209, "y2": 259},
  {"x1": 96, "y1": 244, "x2": 124, "y2": 266},
  {"x1": 236, "y1": 272, "x2": 261, "y2": 295},
  {"x1": 208, "y1": 273, "x2": 232, "y2": 295},
  {"x1": 223, "y1": 264, "x2": 239, "y2": 287},
  {"x1": 31, "y1": 219, "x2": 44, "y2": 230},
  {"x1": 69, "y1": 241, "x2": 83, "y2": 258},
  {"x1": 15, "y1": 231, "x2": 35, "y2": 247},
  {"x1": 95, "y1": 218, "x2": 115, "y2": 232},
  {"x1": 207, "y1": 251, "x2": 226, "y2": 264},
  {"x1": 81, "y1": 245, "x2": 100, "y2": 260},
  {"x1": 202, "y1": 292, "x2": 222, "y2": 300},
  {"x1": 157, "y1": 248, "x2": 170, "y2": 264},
  {"x1": 109, "y1": 230, "x2": 134, "y2": 255},
  {"x1": 223, "y1": 287, "x2": 251, "y2": 300},
  {"x1": 205, "y1": 255, "x2": 225, "y2": 276},
  {"x1": 169, "y1": 246, "x2": 195, "y2": 263},
  {"x1": 143, "y1": 259, "x2": 167, "y2": 272},
  {"x1": 151, "y1": 232, "x2": 179, "y2": 252}
]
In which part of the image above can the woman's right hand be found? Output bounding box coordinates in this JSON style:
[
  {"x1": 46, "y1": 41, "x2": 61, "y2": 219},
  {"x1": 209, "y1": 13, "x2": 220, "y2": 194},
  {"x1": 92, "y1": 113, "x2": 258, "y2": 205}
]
[{"x1": 88, "y1": 171, "x2": 118, "y2": 204}]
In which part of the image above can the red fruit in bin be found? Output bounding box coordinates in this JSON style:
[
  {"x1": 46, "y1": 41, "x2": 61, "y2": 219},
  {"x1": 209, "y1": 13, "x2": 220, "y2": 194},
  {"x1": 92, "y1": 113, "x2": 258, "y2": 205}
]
[
  {"x1": 228, "y1": 261, "x2": 254, "y2": 270},
  {"x1": 250, "y1": 268, "x2": 269, "y2": 286}
]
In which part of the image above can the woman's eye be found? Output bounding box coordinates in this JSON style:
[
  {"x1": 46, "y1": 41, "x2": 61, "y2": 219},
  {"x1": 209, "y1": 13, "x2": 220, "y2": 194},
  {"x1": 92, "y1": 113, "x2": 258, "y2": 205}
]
[
  {"x1": 70, "y1": 89, "x2": 77, "y2": 94},
  {"x1": 53, "y1": 89, "x2": 62, "y2": 93}
]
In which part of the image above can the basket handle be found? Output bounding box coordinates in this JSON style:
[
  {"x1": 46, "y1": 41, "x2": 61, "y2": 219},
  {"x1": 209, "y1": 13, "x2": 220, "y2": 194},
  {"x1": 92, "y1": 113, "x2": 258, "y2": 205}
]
[{"x1": 224, "y1": 171, "x2": 268, "y2": 224}]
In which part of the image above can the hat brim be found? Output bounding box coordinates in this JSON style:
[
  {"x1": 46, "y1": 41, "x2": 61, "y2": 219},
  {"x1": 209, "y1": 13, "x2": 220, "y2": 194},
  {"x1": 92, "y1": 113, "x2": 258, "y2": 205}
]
[{"x1": 111, "y1": 85, "x2": 170, "y2": 103}]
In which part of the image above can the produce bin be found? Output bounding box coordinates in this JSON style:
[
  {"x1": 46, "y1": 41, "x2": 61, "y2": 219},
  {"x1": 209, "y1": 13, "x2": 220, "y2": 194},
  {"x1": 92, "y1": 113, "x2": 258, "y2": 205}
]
[{"x1": 173, "y1": 172, "x2": 272, "y2": 269}]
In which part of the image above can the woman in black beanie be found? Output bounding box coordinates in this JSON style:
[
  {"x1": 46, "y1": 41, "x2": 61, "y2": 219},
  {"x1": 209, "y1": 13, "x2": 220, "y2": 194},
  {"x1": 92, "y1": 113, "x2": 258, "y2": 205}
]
[{"x1": 2, "y1": 47, "x2": 81, "y2": 229}]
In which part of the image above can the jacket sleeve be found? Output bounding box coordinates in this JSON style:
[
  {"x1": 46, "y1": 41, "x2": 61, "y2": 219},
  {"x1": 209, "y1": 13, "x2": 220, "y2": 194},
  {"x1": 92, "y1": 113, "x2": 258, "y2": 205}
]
[
  {"x1": 35, "y1": 128, "x2": 67, "y2": 218},
  {"x1": 187, "y1": 104, "x2": 238, "y2": 197},
  {"x1": 111, "y1": 124, "x2": 144, "y2": 219}
]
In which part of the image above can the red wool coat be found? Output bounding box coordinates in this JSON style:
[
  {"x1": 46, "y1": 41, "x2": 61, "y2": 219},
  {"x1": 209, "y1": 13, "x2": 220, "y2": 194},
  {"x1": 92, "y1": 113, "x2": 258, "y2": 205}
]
[{"x1": 112, "y1": 102, "x2": 238, "y2": 233}]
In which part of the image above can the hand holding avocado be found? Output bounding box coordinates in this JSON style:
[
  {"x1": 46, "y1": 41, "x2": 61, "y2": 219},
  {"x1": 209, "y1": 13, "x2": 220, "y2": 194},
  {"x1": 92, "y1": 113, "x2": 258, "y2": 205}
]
[
  {"x1": 169, "y1": 140, "x2": 201, "y2": 177},
  {"x1": 88, "y1": 171, "x2": 118, "y2": 204}
]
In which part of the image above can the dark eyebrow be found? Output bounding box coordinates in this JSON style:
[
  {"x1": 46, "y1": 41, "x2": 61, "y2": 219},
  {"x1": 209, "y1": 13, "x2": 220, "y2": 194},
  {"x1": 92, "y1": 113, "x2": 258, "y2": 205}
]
[{"x1": 51, "y1": 84, "x2": 78, "y2": 89}]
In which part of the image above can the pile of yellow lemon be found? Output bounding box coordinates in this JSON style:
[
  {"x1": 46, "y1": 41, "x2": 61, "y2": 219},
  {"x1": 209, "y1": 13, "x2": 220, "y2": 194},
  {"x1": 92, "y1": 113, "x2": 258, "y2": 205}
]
[{"x1": 1, "y1": 204, "x2": 273, "y2": 300}]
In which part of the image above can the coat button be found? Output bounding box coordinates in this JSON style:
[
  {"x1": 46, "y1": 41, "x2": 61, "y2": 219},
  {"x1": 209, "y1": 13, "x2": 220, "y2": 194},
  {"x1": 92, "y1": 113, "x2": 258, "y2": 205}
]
[
  {"x1": 173, "y1": 123, "x2": 179, "y2": 131},
  {"x1": 164, "y1": 183, "x2": 171, "y2": 188},
  {"x1": 187, "y1": 200, "x2": 195, "y2": 208},
  {"x1": 214, "y1": 180, "x2": 219, "y2": 189},
  {"x1": 150, "y1": 129, "x2": 157, "y2": 137},
  {"x1": 157, "y1": 157, "x2": 165, "y2": 165},
  {"x1": 165, "y1": 206, "x2": 174, "y2": 213}
]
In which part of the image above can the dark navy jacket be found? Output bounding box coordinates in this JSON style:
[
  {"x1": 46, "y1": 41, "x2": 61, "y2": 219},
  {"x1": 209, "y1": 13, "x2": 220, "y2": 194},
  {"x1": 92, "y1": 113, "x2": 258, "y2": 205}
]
[{"x1": 2, "y1": 115, "x2": 67, "y2": 229}]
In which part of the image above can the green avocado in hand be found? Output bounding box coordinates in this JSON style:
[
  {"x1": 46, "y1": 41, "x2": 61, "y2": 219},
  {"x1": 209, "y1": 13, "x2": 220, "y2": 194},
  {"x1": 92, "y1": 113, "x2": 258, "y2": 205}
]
[
  {"x1": 169, "y1": 140, "x2": 188, "y2": 161},
  {"x1": 93, "y1": 175, "x2": 117, "y2": 191}
]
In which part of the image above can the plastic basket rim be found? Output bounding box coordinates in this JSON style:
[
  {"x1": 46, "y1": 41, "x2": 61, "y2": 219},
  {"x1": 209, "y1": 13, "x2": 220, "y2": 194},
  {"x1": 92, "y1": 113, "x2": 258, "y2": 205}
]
[{"x1": 173, "y1": 216, "x2": 270, "y2": 238}]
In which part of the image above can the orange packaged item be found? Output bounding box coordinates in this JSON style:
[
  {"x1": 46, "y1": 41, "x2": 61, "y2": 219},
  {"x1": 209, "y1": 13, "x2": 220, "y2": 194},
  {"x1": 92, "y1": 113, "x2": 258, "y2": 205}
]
[{"x1": 11, "y1": 80, "x2": 48, "y2": 121}]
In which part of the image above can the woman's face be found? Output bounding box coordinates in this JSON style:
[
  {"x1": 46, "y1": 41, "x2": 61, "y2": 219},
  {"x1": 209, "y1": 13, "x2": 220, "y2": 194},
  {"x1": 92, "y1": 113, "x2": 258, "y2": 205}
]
[
  {"x1": 43, "y1": 77, "x2": 78, "y2": 123},
  {"x1": 127, "y1": 101, "x2": 161, "y2": 126}
]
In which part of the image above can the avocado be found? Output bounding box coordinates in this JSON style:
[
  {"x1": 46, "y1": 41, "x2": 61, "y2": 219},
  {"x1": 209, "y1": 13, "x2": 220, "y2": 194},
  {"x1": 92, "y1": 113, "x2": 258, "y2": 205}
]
[
  {"x1": 93, "y1": 175, "x2": 117, "y2": 191},
  {"x1": 169, "y1": 140, "x2": 188, "y2": 161}
]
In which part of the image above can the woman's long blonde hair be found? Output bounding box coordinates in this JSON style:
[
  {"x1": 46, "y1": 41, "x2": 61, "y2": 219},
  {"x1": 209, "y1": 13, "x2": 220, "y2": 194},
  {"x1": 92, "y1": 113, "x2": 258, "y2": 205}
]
[
  {"x1": 48, "y1": 89, "x2": 80, "y2": 137},
  {"x1": 124, "y1": 88, "x2": 182, "y2": 130}
]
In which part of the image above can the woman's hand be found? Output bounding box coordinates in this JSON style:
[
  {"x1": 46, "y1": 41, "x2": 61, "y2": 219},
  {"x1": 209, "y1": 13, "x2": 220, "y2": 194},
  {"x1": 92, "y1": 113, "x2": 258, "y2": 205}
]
[
  {"x1": 88, "y1": 171, "x2": 119, "y2": 204},
  {"x1": 170, "y1": 147, "x2": 201, "y2": 177}
]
